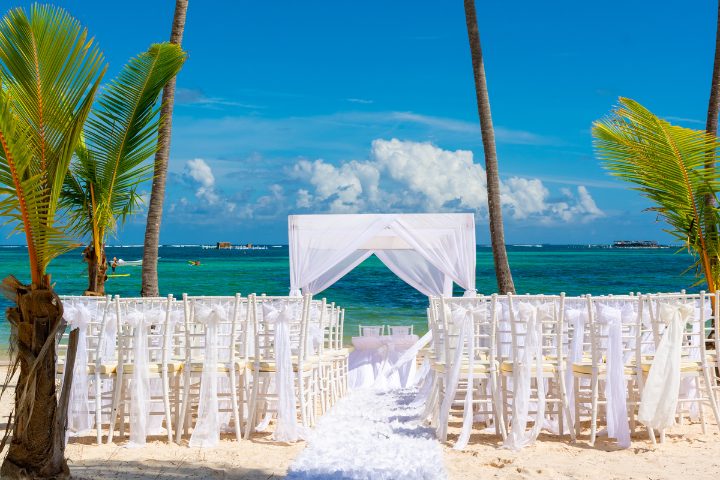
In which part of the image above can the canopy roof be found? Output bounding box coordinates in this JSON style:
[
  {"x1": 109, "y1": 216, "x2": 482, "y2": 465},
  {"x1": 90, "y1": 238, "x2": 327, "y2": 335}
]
[{"x1": 288, "y1": 213, "x2": 476, "y2": 297}]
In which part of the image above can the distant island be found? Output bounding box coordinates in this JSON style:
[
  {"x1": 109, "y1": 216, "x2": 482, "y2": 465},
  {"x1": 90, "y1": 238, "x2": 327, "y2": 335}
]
[{"x1": 612, "y1": 240, "x2": 667, "y2": 249}]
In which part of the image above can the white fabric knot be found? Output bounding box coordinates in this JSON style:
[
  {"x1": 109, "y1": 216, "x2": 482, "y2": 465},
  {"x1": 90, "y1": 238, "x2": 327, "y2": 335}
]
[
  {"x1": 639, "y1": 302, "x2": 694, "y2": 431},
  {"x1": 262, "y1": 301, "x2": 307, "y2": 443}
]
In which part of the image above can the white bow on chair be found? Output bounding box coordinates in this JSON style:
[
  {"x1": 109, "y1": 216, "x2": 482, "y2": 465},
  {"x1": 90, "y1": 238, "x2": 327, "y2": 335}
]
[
  {"x1": 503, "y1": 302, "x2": 547, "y2": 451},
  {"x1": 639, "y1": 302, "x2": 694, "y2": 432},
  {"x1": 189, "y1": 304, "x2": 227, "y2": 448},
  {"x1": 598, "y1": 304, "x2": 631, "y2": 448},
  {"x1": 64, "y1": 303, "x2": 93, "y2": 439},
  {"x1": 437, "y1": 302, "x2": 481, "y2": 450},
  {"x1": 123, "y1": 308, "x2": 163, "y2": 447},
  {"x1": 262, "y1": 301, "x2": 307, "y2": 442}
]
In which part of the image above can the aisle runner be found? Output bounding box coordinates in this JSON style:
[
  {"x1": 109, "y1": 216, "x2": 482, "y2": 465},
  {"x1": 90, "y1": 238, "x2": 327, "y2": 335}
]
[{"x1": 287, "y1": 388, "x2": 446, "y2": 480}]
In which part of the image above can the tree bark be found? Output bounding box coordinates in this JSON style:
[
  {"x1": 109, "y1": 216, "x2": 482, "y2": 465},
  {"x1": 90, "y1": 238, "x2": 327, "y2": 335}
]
[
  {"x1": 141, "y1": 0, "x2": 189, "y2": 297},
  {"x1": 0, "y1": 277, "x2": 72, "y2": 479},
  {"x1": 82, "y1": 245, "x2": 107, "y2": 296},
  {"x1": 705, "y1": 2, "x2": 720, "y2": 292},
  {"x1": 463, "y1": 0, "x2": 516, "y2": 294}
]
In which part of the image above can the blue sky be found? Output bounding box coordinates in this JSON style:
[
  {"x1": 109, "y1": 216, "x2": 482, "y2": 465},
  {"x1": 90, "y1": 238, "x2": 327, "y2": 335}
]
[{"x1": 5, "y1": 1, "x2": 718, "y2": 244}]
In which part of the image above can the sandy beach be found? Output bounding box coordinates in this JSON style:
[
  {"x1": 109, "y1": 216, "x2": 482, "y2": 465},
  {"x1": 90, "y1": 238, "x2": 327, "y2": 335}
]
[{"x1": 0, "y1": 364, "x2": 718, "y2": 479}]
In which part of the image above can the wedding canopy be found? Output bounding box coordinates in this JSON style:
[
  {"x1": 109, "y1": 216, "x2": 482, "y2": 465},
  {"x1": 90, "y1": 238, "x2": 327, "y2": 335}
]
[{"x1": 288, "y1": 213, "x2": 477, "y2": 297}]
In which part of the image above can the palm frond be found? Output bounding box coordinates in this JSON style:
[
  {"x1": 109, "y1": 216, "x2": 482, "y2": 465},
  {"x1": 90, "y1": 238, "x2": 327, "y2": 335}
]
[
  {"x1": 0, "y1": 5, "x2": 105, "y2": 283},
  {"x1": 593, "y1": 97, "x2": 720, "y2": 290},
  {"x1": 66, "y1": 42, "x2": 186, "y2": 246}
]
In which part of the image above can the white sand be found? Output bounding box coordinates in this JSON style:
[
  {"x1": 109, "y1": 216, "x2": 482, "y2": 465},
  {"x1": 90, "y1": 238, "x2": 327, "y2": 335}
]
[{"x1": 0, "y1": 365, "x2": 719, "y2": 479}]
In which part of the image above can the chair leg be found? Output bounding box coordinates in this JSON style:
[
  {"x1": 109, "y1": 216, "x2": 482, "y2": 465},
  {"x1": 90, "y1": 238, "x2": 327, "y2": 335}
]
[
  {"x1": 558, "y1": 372, "x2": 575, "y2": 442},
  {"x1": 175, "y1": 368, "x2": 191, "y2": 444},
  {"x1": 229, "y1": 369, "x2": 242, "y2": 442},
  {"x1": 702, "y1": 366, "x2": 720, "y2": 433},
  {"x1": 589, "y1": 375, "x2": 599, "y2": 446},
  {"x1": 107, "y1": 373, "x2": 124, "y2": 444},
  {"x1": 244, "y1": 368, "x2": 260, "y2": 440},
  {"x1": 95, "y1": 373, "x2": 103, "y2": 445},
  {"x1": 162, "y1": 369, "x2": 173, "y2": 443}
]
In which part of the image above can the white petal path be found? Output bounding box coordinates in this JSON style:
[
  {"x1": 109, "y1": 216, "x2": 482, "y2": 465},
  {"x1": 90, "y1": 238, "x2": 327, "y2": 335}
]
[{"x1": 287, "y1": 388, "x2": 447, "y2": 480}]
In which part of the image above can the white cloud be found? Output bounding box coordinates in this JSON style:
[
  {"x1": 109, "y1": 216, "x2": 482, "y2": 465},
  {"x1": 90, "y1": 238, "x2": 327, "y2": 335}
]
[
  {"x1": 185, "y1": 158, "x2": 221, "y2": 205},
  {"x1": 291, "y1": 138, "x2": 604, "y2": 223}
]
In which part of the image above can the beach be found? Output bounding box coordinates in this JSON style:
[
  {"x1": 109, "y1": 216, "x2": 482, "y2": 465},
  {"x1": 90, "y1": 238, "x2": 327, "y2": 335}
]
[{"x1": 0, "y1": 364, "x2": 718, "y2": 479}]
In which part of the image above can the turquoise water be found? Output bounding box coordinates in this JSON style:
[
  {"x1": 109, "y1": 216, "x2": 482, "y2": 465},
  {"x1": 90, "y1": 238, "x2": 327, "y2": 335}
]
[{"x1": 0, "y1": 245, "x2": 698, "y2": 344}]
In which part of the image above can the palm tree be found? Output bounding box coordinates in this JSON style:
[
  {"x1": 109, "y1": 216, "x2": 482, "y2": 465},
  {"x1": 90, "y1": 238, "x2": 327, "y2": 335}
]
[
  {"x1": 0, "y1": 5, "x2": 105, "y2": 478},
  {"x1": 594, "y1": 97, "x2": 720, "y2": 291},
  {"x1": 704, "y1": 1, "x2": 720, "y2": 283},
  {"x1": 463, "y1": 0, "x2": 515, "y2": 294},
  {"x1": 141, "y1": 0, "x2": 189, "y2": 297},
  {"x1": 63, "y1": 44, "x2": 187, "y2": 296}
]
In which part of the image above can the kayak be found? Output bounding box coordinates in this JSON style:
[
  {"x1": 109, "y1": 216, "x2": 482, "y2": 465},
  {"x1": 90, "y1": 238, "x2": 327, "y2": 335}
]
[{"x1": 107, "y1": 273, "x2": 130, "y2": 278}]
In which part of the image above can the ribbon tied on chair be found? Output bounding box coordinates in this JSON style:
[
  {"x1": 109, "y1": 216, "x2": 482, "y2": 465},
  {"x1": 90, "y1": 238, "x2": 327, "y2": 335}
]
[
  {"x1": 437, "y1": 302, "x2": 482, "y2": 450},
  {"x1": 503, "y1": 302, "x2": 547, "y2": 451},
  {"x1": 262, "y1": 301, "x2": 307, "y2": 442},
  {"x1": 639, "y1": 302, "x2": 694, "y2": 431},
  {"x1": 123, "y1": 308, "x2": 163, "y2": 447},
  {"x1": 598, "y1": 304, "x2": 631, "y2": 448},
  {"x1": 189, "y1": 304, "x2": 227, "y2": 447},
  {"x1": 64, "y1": 303, "x2": 93, "y2": 438}
]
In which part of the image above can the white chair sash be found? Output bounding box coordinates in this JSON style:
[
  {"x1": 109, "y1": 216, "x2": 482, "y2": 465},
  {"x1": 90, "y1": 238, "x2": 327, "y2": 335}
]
[
  {"x1": 263, "y1": 301, "x2": 307, "y2": 442},
  {"x1": 189, "y1": 304, "x2": 226, "y2": 448},
  {"x1": 503, "y1": 302, "x2": 547, "y2": 451},
  {"x1": 598, "y1": 304, "x2": 630, "y2": 448},
  {"x1": 436, "y1": 303, "x2": 480, "y2": 450},
  {"x1": 564, "y1": 306, "x2": 587, "y2": 422},
  {"x1": 123, "y1": 308, "x2": 163, "y2": 447},
  {"x1": 65, "y1": 303, "x2": 93, "y2": 438},
  {"x1": 638, "y1": 303, "x2": 694, "y2": 430}
]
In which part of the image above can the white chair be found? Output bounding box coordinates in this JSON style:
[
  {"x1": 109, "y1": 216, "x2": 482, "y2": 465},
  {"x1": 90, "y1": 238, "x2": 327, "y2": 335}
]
[
  {"x1": 434, "y1": 295, "x2": 505, "y2": 446},
  {"x1": 108, "y1": 295, "x2": 180, "y2": 445},
  {"x1": 571, "y1": 295, "x2": 644, "y2": 446},
  {"x1": 175, "y1": 294, "x2": 247, "y2": 445},
  {"x1": 57, "y1": 295, "x2": 115, "y2": 444},
  {"x1": 245, "y1": 294, "x2": 317, "y2": 440},
  {"x1": 359, "y1": 325, "x2": 384, "y2": 337},
  {"x1": 641, "y1": 292, "x2": 720, "y2": 443},
  {"x1": 500, "y1": 293, "x2": 575, "y2": 447},
  {"x1": 388, "y1": 325, "x2": 414, "y2": 336}
]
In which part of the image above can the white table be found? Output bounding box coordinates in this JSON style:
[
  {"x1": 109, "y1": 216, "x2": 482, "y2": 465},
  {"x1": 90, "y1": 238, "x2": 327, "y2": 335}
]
[{"x1": 348, "y1": 334, "x2": 419, "y2": 390}]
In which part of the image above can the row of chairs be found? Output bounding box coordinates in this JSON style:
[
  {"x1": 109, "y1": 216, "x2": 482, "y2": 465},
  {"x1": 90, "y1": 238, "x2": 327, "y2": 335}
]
[
  {"x1": 425, "y1": 292, "x2": 720, "y2": 449},
  {"x1": 57, "y1": 293, "x2": 349, "y2": 446}
]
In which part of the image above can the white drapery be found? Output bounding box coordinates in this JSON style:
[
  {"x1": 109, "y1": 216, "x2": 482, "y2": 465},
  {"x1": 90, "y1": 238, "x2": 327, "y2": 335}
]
[{"x1": 288, "y1": 213, "x2": 476, "y2": 297}]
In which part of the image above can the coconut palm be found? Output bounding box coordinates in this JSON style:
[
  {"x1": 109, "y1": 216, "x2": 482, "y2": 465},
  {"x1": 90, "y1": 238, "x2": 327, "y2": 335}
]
[
  {"x1": 142, "y1": 0, "x2": 189, "y2": 297},
  {"x1": 463, "y1": 0, "x2": 515, "y2": 294},
  {"x1": 62, "y1": 43, "x2": 187, "y2": 296},
  {"x1": 0, "y1": 5, "x2": 105, "y2": 478},
  {"x1": 594, "y1": 97, "x2": 720, "y2": 291}
]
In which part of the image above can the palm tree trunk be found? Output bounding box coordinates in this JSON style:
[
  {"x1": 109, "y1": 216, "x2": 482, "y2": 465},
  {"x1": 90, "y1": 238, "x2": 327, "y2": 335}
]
[
  {"x1": 1, "y1": 276, "x2": 74, "y2": 479},
  {"x1": 82, "y1": 245, "x2": 107, "y2": 296},
  {"x1": 463, "y1": 0, "x2": 515, "y2": 294},
  {"x1": 705, "y1": 2, "x2": 720, "y2": 292},
  {"x1": 141, "y1": 0, "x2": 189, "y2": 297}
]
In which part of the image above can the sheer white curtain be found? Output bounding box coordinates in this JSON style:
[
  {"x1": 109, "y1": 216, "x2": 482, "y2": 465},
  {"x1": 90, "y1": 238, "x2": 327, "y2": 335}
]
[{"x1": 288, "y1": 213, "x2": 476, "y2": 298}]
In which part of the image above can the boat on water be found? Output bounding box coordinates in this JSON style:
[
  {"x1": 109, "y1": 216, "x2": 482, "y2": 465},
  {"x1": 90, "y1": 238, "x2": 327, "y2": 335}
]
[
  {"x1": 612, "y1": 240, "x2": 667, "y2": 249},
  {"x1": 117, "y1": 258, "x2": 143, "y2": 266}
]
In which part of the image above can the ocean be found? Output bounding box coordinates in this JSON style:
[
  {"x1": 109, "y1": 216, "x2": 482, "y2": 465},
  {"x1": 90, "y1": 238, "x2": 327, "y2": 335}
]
[{"x1": 0, "y1": 244, "x2": 699, "y2": 346}]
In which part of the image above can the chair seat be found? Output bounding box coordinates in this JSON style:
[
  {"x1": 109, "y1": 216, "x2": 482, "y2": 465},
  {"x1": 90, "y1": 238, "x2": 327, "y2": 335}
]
[
  {"x1": 431, "y1": 361, "x2": 492, "y2": 374},
  {"x1": 640, "y1": 361, "x2": 702, "y2": 373},
  {"x1": 57, "y1": 362, "x2": 118, "y2": 375},
  {"x1": 257, "y1": 360, "x2": 314, "y2": 372},
  {"x1": 189, "y1": 360, "x2": 247, "y2": 373},
  {"x1": 572, "y1": 361, "x2": 637, "y2": 376},
  {"x1": 500, "y1": 360, "x2": 556, "y2": 374},
  {"x1": 323, "y1": 348, "x2": 351, "y2": 357},
  {"x1": 122, "y1": 360, "x2": 183, "y2": 374}
]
